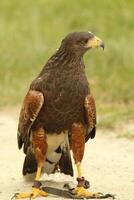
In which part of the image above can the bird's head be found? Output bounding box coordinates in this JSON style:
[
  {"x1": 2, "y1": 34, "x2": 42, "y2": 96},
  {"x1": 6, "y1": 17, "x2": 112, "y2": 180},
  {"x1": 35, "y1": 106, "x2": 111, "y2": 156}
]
[{"x1": 60, "y1": 31, "x2": 104, "y2": 56}]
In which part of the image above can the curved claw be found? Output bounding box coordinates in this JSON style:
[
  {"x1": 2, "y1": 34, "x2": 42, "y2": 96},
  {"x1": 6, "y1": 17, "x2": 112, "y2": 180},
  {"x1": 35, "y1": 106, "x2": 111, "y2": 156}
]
[
  {"x1": 14, "y1": 188, "x2": 48, "y2": 199},
  {"x1": 11, "y1": 193, "x2": 19, "y2": 200},
  {"x1": 29, "y1": 194, "x2": 33, "y2": 200},
  {"x1": 99, "y1": 193, "x2": 115, "y2": 199},
  {"x1": 72, "y1": 187, "x2": 115, "y2": 199}
]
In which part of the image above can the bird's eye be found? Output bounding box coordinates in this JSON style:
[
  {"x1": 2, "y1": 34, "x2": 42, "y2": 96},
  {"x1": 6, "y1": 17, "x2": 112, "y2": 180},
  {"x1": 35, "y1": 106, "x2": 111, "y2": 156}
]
[
  {"x1": 77, "y1": 38, "x2": 89, "y2": 45},
  {"x1": 83, "y1": 38, "x2": 89, "y2": 44}
]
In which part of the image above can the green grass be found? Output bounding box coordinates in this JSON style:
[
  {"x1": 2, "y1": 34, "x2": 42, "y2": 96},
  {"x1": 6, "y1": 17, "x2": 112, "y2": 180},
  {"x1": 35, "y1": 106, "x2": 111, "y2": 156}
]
[{"x1": 0, "y1": 0, "x2": 134, "y2": 133}]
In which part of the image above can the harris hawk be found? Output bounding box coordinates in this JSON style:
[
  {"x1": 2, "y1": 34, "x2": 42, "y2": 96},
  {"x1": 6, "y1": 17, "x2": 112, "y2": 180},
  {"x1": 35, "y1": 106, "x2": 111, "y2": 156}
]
[{"x1": 16, "y1": 32, "x2": 104, "y2": 199}]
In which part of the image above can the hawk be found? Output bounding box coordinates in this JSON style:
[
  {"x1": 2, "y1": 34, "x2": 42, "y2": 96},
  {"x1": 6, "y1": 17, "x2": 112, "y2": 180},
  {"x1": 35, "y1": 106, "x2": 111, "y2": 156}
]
[{"x1": 16, "y1": 32, "x2": 104, "y2": 199}]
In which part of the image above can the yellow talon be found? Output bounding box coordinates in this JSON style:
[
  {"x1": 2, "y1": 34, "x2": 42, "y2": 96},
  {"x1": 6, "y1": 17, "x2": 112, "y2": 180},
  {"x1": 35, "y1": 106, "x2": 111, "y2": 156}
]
[
  {"x1": 15, "y1": 165, "x2": 48, "y2": 199},
  {"x1": 31, "y1": 187, "x2": 48, "y2": 199},
  {"x1": 15, "y1": 187, "x2": 48, "y2": 199},
  {"x1": 15, "y1": 193, "x2": 31, "y2": 199},
  {"x1": 73, "y1": 186, "x2": 101, "y2": 198}
]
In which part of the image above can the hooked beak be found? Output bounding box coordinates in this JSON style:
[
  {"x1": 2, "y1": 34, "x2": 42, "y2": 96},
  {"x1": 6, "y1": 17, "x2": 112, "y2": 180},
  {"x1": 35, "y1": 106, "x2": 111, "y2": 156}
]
[{"x1": 86, "y1": 35, "x2": 104, "y2": 50}]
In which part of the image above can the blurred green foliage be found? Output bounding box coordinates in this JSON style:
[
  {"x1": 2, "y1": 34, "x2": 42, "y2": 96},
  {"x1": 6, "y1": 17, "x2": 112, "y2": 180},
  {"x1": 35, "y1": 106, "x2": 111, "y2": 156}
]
[{"x1": 0, "y1": 0, "x2": 134, "y2": 129}]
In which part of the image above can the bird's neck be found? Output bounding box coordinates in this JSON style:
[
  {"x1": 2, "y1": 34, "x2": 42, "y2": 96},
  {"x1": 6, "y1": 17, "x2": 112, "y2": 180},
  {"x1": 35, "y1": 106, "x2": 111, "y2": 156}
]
[
  {"x1": 40, "y1": 48, "x2": 85, "y2": 75},
  {"x1": 55, "y1": 46, "x2": 83, "y2": 63}
]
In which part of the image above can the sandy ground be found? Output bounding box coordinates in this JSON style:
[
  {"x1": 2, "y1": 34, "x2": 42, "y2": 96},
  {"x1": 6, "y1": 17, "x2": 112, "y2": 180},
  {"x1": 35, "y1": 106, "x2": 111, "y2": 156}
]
[{"x1": 0, "y1": 107, "x2": 134, "y2": 200}]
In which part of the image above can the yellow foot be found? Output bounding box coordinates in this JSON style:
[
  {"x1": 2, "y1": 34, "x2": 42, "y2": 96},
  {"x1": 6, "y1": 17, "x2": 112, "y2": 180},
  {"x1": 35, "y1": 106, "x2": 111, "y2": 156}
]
[
  {"x1": 15, "y1": 187, "x2": 48, "y2": 199},
  {"x1": 72, "y1": 187, "x2": 102, "y2": 198}
]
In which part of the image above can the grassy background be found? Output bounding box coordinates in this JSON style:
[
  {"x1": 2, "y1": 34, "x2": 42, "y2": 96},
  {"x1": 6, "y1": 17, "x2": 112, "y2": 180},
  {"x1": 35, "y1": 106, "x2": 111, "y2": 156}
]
[{"x1": 0, "y1": 0, "x2": 134, "y2": 133}]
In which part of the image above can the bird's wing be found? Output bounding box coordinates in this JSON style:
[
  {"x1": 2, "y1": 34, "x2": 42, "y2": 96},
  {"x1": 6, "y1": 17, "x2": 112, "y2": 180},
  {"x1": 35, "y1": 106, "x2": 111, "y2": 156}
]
[
  {"x1": 84, "y1": 94, "x2": 96, "y2": 142},
  {"x1": 17, "y1": 90, "x2": 44, "y2": 153}
]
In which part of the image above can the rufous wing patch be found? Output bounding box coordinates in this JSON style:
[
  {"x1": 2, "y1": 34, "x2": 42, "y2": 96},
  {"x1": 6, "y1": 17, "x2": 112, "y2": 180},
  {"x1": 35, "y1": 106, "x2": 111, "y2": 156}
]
[
  {"x1": 17, "y1": 90, "x2": 44, "y2": 151},
  {"x1": 84, "y1": 94, "x2": 96, "y2": 139},
  {"x1": 85, "y1": 94, "x2": 96, "y2": 129}
]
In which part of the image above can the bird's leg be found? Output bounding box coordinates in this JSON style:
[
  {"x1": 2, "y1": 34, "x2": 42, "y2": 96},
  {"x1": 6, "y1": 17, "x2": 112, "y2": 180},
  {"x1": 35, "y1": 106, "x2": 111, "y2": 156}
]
[
  {"x1": 72, "y1": 161, "x2": 101, "y2": 198},
  {"x1": 35, "y1": 165, "x2": 41, "y2": 180},
  {"x1": 31, "y1": 164, "x2": 48, "y2": 199},
  {"x1": 77, "y1": 162, "x2": 82, "y2": 178},
  {"x1": 71, "y1": 123, "x2": 102, "y2": 198},
  {"x1": 15, "y1": 128, "x2": 48, "y2": 199},
  {"x1": 15, "y1": 164, "x2": 48, "y2": 199},
  {"x1": 76, "y1": 162, "x2": 90, "y2": 188}
]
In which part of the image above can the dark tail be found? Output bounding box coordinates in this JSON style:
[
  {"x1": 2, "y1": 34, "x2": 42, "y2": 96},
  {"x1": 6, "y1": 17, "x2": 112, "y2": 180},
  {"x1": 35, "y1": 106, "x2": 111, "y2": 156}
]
[
  {"x1": 59, "y1": 143, "x2": 73, "y2": 177},
  {"x1": 23, "y1": 148, "x2": 37, "y2": 175}
]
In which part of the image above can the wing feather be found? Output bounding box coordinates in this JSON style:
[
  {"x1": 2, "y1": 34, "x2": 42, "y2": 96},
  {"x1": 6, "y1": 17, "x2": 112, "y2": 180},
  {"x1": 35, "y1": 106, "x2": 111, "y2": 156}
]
[
  {"x1": 84, "y1": 94, "x2": 96, "y2": 141},
  {"x1": 17, "y1": 90, "x2": 44, "y2": 152}
]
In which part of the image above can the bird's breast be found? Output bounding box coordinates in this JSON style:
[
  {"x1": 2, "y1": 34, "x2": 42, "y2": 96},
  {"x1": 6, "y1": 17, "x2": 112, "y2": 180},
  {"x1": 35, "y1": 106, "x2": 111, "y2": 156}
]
[{"x1": 33, "y1": 73, "x2": 89, "y2": 133}]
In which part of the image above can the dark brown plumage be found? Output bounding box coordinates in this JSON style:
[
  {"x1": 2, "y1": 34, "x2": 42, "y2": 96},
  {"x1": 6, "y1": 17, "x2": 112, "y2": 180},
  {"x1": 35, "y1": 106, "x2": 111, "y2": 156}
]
[{"x1": 16, "y1": 32, "x2": 104, "y2": 199}]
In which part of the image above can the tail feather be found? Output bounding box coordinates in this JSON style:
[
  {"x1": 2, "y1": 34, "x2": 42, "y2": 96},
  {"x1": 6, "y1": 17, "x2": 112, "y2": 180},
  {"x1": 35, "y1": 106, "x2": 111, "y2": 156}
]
[
  {"x1": 59, "y1": 136, "x2": 73, "y2": 177},
  {"x1": 23, "y1": 148, "x2": 37, "y2": 175},
  {"x1": 59, "y1": 150, "x2": 73, "y2": 176}
]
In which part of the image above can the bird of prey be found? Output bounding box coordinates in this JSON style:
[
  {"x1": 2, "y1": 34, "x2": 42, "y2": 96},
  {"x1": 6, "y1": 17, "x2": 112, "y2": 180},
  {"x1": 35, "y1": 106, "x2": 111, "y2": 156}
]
[{"x1": 16, "y1": 31, "x2": 104, "y2": 199}]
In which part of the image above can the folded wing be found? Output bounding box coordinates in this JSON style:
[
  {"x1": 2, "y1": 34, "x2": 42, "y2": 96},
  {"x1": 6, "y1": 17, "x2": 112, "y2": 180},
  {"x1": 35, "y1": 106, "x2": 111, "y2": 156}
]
[
  {"x1": 17, "y1": 90, "x2": 44, "y2": 153},
  {"x1": 84, "y1": 94, "x2": 96, "y2": 142}
]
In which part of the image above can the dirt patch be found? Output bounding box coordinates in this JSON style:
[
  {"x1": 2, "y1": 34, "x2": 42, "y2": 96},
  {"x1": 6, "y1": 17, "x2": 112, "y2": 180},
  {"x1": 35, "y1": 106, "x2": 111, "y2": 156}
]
[{"x1": 0, "y1": 107, "x2": 134, "y2": 200}]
